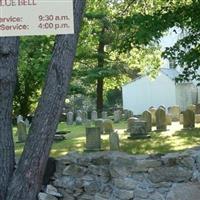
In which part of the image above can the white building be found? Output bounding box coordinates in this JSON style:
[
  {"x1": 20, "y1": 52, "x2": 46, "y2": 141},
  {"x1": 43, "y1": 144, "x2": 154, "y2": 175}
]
[{"x1": 122, "y1": 68, "x2": 198, "y2": 115}]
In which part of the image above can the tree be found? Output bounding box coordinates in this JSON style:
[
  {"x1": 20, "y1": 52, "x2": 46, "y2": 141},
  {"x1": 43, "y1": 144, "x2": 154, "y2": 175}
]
[
  {"x1": 120, "y1": 0, "x2": 200, "y2": 83},
  {"x1": 14, "y1": 36, "x2": 54, "y2": 116},
  {"x1": 0, "y1": 1, "x2": 85, "y2": 200},
  {"x1": 74, "y1": 0, "x2": 161, "y2": 115}
]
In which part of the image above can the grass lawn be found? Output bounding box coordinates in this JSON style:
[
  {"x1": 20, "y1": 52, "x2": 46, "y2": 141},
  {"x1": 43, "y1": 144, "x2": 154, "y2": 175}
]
[{"x1": 14, "y1": 121, "x2": 200, "y2": 157}]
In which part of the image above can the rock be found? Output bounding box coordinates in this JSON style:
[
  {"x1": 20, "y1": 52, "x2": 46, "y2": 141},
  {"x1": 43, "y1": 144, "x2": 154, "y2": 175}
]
[
  {"x1": 113, "y1": 177, "x2": 138, "y2": 190},
  {"x1": 166, "y1": 183, "x2": 200, "y2": 200},
  {"x1": 63, "y1": 164, "x2": 86, "y2": 177},
  {"x1": 115, "y1": 189, "x2": 134, "y2": 200},
  {"x1": 38, "y1": 192, "x2": 58, "y2": 200},
  {"x1": 149, "y1": 166, "x2": 192, "y2": 183},
  {"x1": 45, "y1": 185, "x2": 63, "y2": 198}
]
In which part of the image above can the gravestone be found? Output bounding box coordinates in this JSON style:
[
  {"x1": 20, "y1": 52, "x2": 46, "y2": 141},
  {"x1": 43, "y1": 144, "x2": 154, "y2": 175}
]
[
  {"x1": 25, "y1": 118, "x2": 30, "y2": 129},
  {"x1": 168, "y1": 106, "x2": 180, "y2": 121},
  {"x1": 17, "y1": 115, "x2": 23, "y2": 123},
  {"x1": 76, "y1": 110, "x2": 82, "y2": 118},
  {"x1": 76, "y1": 116, "x2": 82, "y2": 125},
  {"x1": 141, "y1": 110, "x2": 152, "y2": 132},
  {"x1": 102, "y1": 111, "x2": 108, "y2": 119},
  {"x1": 149, "y1": 107, "x2": 156, "y2": 126},
  {"x1": 91, "y1": 110, "x2": 98, "y2": 121},
  {"x1": 17, "y1": 120, "x2": 27, "y2": 143},
  {"x1": 114, "y1": 110, "x2": 121, "y2": 123},
  {"x1": 66, "y1": 111, "x2": 74, "y2": 125},
  {"x1": 103, "y1": 119, "x2": 114, "y2": 134},
  {"x1": 84, "y1": 120, "x2": 92, "y2": 128},
  {"x1": 183, "y1": 109, "x2": 195, "y2": 129},
  {"x1": 128, "y1": 120, "x2": 150, "y2": 139},
  {"x1": 195, "y1": 114, "x2": 200, "y2": 123},
  {"x1": 82, "y1": 111, "x2": 88, "y2": 123},
  {"x1": 109, "y1": 131, "x2": 120, "y2": 151},
  {"x1": 127, "y1": 117, "x2": 138, "y2": 132},
  {"x1": 156, "y1": 108, "x2": 167, "y2": 131},
  {"x1": 188, "y1": 105, "x2": 196, "y2": 113},
  {"x1": 159, "y1": 105, "x2": 166, "y2": 111},
  {"x1": 94, "y1": 119, "x2": 104, "y2": 134},
  {"x1": 180, "y1": 114, "x2": 183, "y2": 124},
  {"x1": 166, "y1": 114, "x2": 172, "y2": 125},
  {"x1": 196, "y1": 104, "x2": 200, "y2": 114},
  {"x1": 85, "y1": 127, "x2": 101, "y2": 151}
]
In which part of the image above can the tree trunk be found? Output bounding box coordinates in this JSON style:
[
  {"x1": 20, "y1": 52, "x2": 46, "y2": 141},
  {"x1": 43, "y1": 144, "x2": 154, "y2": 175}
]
[
  {"x1": 96, "y1": 26, "x2": 105, "y2": 116},
  {"x1": 0, "y1": 37, "x2": 19, "y2": 200},
  {"x1": 6, "y1": 1, "x2": 85, "y2": 200},
  {"x1": 96, "y1": 78, "x2": 104, "y2": 116}
]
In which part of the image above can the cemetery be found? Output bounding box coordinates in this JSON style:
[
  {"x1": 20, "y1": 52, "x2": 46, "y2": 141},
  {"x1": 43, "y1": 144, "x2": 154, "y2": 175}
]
[{"x1": 1, "y1": 1, "x2": 200, "y2": 200}]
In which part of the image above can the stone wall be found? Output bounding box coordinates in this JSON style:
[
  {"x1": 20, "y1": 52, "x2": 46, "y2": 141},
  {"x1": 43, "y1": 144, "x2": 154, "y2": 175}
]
[{"x1": 39, "y1": 148, "x2": 200, "y2": 200}]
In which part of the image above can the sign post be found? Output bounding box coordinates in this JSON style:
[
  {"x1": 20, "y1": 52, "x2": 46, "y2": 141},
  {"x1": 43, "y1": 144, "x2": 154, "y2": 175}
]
[{"x1": 0, "y1": 0, "x2": 74, "y2": 36}]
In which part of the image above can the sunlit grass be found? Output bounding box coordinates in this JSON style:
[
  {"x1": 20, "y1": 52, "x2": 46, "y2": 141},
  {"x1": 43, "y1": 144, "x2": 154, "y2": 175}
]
[{"x1": 14, "y1": 121, "x2": 200, "y2": 157}]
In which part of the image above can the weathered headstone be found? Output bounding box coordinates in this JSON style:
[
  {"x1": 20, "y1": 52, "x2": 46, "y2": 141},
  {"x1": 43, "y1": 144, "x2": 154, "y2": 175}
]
[
  {"x1": 159, "y1": 105, "x2": 166, "y2": 111},
  {"x1": 183, "y1": 109, "x2": 195, "y2": 129},
  {"x1": 168, "y1": 105, "x2": 181, "y2": 121},
  {"x1": 17, "y1": 120, "x2": 27, "y2": 143},
  {"x1": 91, "y1": 110, "x2": 98, "y2": 121},
  {"x1": 109, "y1": 131, "x2": 120, "y2": 150},
  {"x1": 17, "y1": 115, "x2": 23, "y2": 123},
  {"x1": 103, "y1": 119, "x2": 114, "y2": 134},
  {"x1": 66, "y1": 111, "x2": 74, "y2": 125},
  {"x1": 166, "y1": 114, "x2": 172, "y2": 125},
  {"x1": 180, "y1": 114, "x2": 184, "y2": 124},
  {"x1": 196, "y1": 104, "x2": 200, "y2": 114},
  {"x1": 82, "y1": 111, "x2": 88, "y2": 123},
  {"x1": 195, "y1": 114, "x2": 200, "y2": 123},
  {"x1": 141, "y1": 110, "x2": 152, "y2": 132},
  {"x1": 128, "y1": 120, "x2": 150, "y2": 139},
  {"x1": 94, "y1": 119, "x2": 104, "y2": 134},
  {"x1": 156, "y1": 108, "x2": 167, "y2": 131},
  {"x1": 25, "y1": 118, "x2": 31, "y2": 129},
  {"x1": 127, "y1": 117, "x2": 138, "y2": 132},
  {"x1": 75, "y1": 116, "x2": 82, "y2": 125},
  {"x1": 84, "y1": 120, "x2": 92, "y2": 128},
  {"x1": 188, "y1": 104, "x2": 196, "y2": 113},
  {"x1": 149, "y1": 107, "x2": 156, "y2": 126},
  {"x1": 85, "y1": 127, "x2": 101, "y2": 151},
  {"x1": 114, "y1": 110, "x2": 121, "y2": 123},
  {"x1": 102, "y1": 111, "x2": 108, "y2": 119},
  {"x1": 76, "y1": 110, "x2": 82, "y2": 118}
]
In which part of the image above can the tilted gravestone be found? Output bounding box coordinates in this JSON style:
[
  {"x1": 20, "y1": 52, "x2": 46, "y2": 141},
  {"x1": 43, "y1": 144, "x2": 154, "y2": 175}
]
[
  {"x1": 94, "y1": 119, "x2": 104, "y2": 134},
  {"x1": 17, "y1": 120, "x2": 27, "y2": 143},
  {"x1": 114, "y1": 110, "x2": 121, "y2": 123},
  {"x1": 149, "y1": 107, "x2": 156, "y2": 126},
  {"x1": 156, "y1": 108, "x2": 167, "y2": 131},
  {"x1": 102, "y1": 111, "x2": 108, "y2": 119},
  {"x1": 109, "y1": 131, "x2": 120, "y2": 151},
  {"x1": 168, "y1": 106, "x2": 180, "y2": 121},
  {"x1": 103, "y1": 119, "x2": 114, "y2": 134},
  {"x1": 85, "y1": 127, "x2": 101, "y2": 151},
  {"x1": 91, "y1": 110, "x2": 98, "y2": 121},
  {"x1": 66, "y1": 111, "x2": 74, "y2": 125},
  {"x1": 141, "y1": 110, "x2": 152, "y2": 132},
  {"x1": 183, "y1": 109, "x2": 195, "y2": 129}
]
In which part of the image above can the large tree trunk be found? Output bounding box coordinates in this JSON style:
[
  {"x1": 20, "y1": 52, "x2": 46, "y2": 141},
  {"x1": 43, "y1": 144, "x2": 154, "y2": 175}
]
[
  {"x1": 0, "y1": 37, "x2": 19, "y2": 200},
  {"x1": 6, "y1": 1, "x2": 85, "y2": 200}
]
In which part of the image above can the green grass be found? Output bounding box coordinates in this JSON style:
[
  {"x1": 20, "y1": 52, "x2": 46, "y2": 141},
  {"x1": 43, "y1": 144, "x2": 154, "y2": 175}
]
[{"x1": 14, "y1": 121, "x2": 200, "y2": 157}]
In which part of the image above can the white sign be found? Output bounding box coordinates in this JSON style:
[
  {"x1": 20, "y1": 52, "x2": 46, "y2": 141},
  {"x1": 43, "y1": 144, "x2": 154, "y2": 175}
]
[{"x1": 0, "y1": 0, "x2": 74, "y2": 37}]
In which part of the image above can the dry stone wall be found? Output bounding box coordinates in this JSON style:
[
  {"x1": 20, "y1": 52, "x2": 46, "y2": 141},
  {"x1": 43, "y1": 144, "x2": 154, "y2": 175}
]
[{"x1": 39, "y1": 148, "x2": 200, "y2": 200}]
